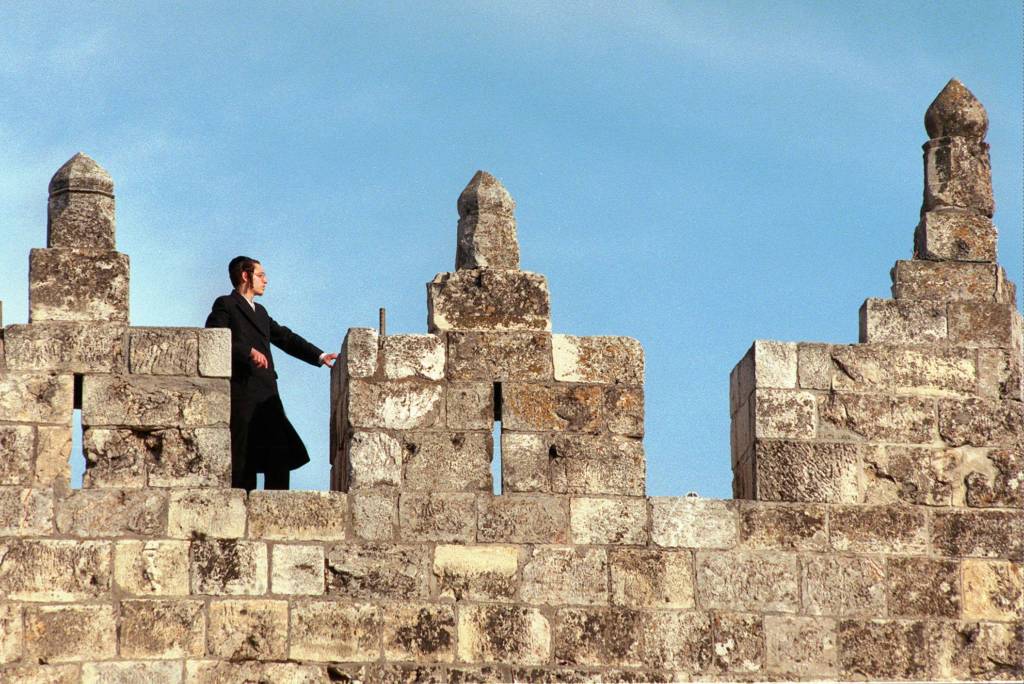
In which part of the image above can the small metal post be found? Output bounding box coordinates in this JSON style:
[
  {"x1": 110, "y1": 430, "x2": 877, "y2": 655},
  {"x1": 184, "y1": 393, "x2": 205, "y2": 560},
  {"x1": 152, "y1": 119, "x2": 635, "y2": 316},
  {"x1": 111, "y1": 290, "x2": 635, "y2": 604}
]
[{"x1": 379, "y1": 307, "x2": 386, "y2": 338}]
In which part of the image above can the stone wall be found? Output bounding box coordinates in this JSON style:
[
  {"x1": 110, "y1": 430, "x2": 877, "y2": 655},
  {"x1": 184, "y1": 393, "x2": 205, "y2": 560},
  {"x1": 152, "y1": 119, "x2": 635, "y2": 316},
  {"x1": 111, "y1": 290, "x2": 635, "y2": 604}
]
[{"x1": 0, "y1": 80, "x2": 1020, "y2": 683}]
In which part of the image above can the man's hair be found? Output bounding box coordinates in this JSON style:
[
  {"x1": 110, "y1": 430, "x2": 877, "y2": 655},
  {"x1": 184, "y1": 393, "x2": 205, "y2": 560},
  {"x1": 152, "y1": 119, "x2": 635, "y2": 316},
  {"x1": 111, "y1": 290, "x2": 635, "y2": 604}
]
[{"x1": 229, "y1": 256, "x2": 260, "y2": 288}]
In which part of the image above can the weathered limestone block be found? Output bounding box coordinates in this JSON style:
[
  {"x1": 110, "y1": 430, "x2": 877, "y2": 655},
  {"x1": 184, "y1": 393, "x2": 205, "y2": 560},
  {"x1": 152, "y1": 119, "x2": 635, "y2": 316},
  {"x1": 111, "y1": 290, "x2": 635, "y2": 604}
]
[
  {"x1": 382, "y1": 334, "x2": 445, "y2": 380},
  {"x1": 0, "y1": 665, "x2": 78, "y2": 684},
  {"x1": 326, "y1": 544, "x2": 429, "y2": 600},
  {"x1": 731, "y1": 341, "x2": 798, "y2": 415},
  {"x1": 350, "y1": 489, "x2": 397, "y2": 541},
  {"x1": 248, "y1": 490, "x2": 348, "y2": 540},
  {"x1": 818, "y1": 392, "x2": 935, "y2": 443},
  {"x1": 345, "y1": 431, "x2": 403, "y2": 487},
  {"x1": 695, "y1": 551, "x2": 799, "y2": 613},
  {"x1": 56, "y1": 488, "x2": 166, "y2": 537},
  {"x1": 962, "y1": 560, "x2": 1023, "y2": 621},
  {"x1": 119, "y1": 598, "x2": 205, "y2": 658},
  {"x1": 29, "y1": 248, "x2": 129, "y2": 322},
  {"x1": 964, "y1": 448, "x2": 1024, "y2": 508},
  {"x1": 887, "y1": 557, "x2": 961, "y2": 618},
  {"x1": 24, "y1": 605, "x2": 116, "y2": 663},
  {"x1": 82, "y1": 374, "x2": 229, "y2": 427},
  {"x1": 81, "y1": 661, "x2": 182, "y2": 684},
  {"x1": 713, "y1": 613, "x2": 765, "y2": 674},
  {"x1": 891, "y1": 260, "x2": 1012, "y2": 302},
  {"x1": 0, "y1": 372, "x2": 72, "y2": 423},
  {"x1": 129, "y1": 327, "x2": 198, "y2": 375},
  {"x1": 862, "y1": 445, "x2": 956, "y2": 506},
  {"x1": 290, "y1": 602, "x2": 380, "y2": 661},
  {"x1": 752, "y1": 441, "x2": 859, "y2": 503},
  {"x1": 801, "y1": 555, "x2": 885, "y2": 617},
  {"x1": 197, "y1": 327, "x2": 231, "y2": 377},
  {"x1": 500, "y1": 432, "x2": 552, "y2": 493},
  {"x1": 477, "y1": 494, "x2": 569, "y2": 543},
  {"x1": 35, "y1": 426, "x2": 71, "y2": 485},
  {"x1": 47, "y1": 152, "x2": 116, "y2": 249},
  {"x1": 829, "y1": 344, "x2": 976, "y2": 395},
  {"x1": 428, "y1": 270, "x2": 551, "y2": 332},
  {"x1": 271, "y1": 544, "x2": 325, "y2": 595},
  {"x1": 114, "y1": 539, "x2": 190, "y2": 596},
  {"x1": 931, "y1": 509, "x2": 1024, "y2": 560},
  {"x1": 934, "y1": 621, "x2": 1024, "y2": 682},
  {"x1": 447, "y1": 331, "x2": 553, "y2": 381},
  {"x1": 552, "y1": 335, "x2": 644, "y2": 385},
  {"x1": 830, "y1": 506, "x2": 928, "y2": 555},
  {"x1": 925, "y1": 79, "x2": 989, "y2": 140},
  {"x1": 915, "y1": 209, "x2": 998, "y2": 261},
  {"x1": 0, "y1": 487, "x2": 53, "y2": 535},
  {"x1": 458, "y1": 605, "x2": 550, "y2": 665},
  {"x1": 570, "y1": 496, "x2": 647, "y2": 545},
  {"x1": 521, "y1": 546, "x2": 608, "y2": 606},
  {"x1": 399, "y1": 492, "x2": 476, "y2": 542},
  {"x1": 3, "y1": 322, "x2": 126, "y2": 372},
  {"x1": 978, "y1": 346, "x2": 1024, "y2": 401},
  {"x1": 167, "y1": 489, "x2": 245, "y2": 538},
  {"x1": 796, "y1": 343, "x2": 831, "y2": 390},
  {"x1": 185, "y1": 661, "x2": 324, "y2": 684},
  {"x1": 503, "y1": 383, "x2": 605, "y2": 433},
  {"x1": 401, "y1": 430, "x2": 492, "y2": 492},
  {"x1": 83, "y1": 426, "x2": 231, "y2": 488},
  {"x1": 433, "y1": 544, "x2": 519, "y2": 601},
  {"x1": 190, "y1": 539, "x2": 267, "y2": 595},
  {"x1": 338, "y1": 327, "x2": 378, "y2": 379},
  {"x1": 383, "y1": 603, "x2": 456, "y2": 662},
  {"x1": 207, "y1": 599, "x2": 288, "y2": 661},
  {"x1": 608, "y1": 548, "x2": 694, "y2": 609},
  {"x1": 858, "y1": 298, "x2": 947, "y2": 344},
  {"x1": 346, "y1": 379, "x2": 444, "y2": 429},
  {"x1": 507, "y1": 667, "x2": 670, "y2": 682},
  {"x1": 752, "y1": 389, "x2": 816, "y2": 440},
  {"x1": 837, "y1": 619, "x2": 935, "y2": 680},
  {"x1": 640, "y1": 611, "x2": 714, "y2": 672},
  {"x1": 446, "y1": 382, "x2": 493, "y2": 429},
  {"x1": 455, "y1": 170, "x2": 519, "y2": 270},
  {"x1": 551, "y1": 434, "x2": 646, "y2": 496},
  {"x1": 923, "y1": 136, "x2": 994, "y2": 216},
  {"x1": 651, "y1": 497, "x2": 737, "y2": 549},
  {"x1": 0, "y1": 604, "x2": 22, "y2": 664},
  {"x1": 948, "y1": 300, "x2": 1017, "y2": 347},
  {"x1": 739, "y1": 502, "x2": 828, "y2": 551},
  {"x1": 0, "y1": 425, "x2": 34, "y2": 485},
  {"x1": 81, "y1": 427, "x2": 144, "y2": 487},
  {"x1": 607, "y1": 386, "x2": 645, "y2": 436},
  {"x1": 939, "y1": 397, "x2": 1023, "y2": 447},
  {"x1": 764, "y1": 616, "x2": 837, "y2": 679}
]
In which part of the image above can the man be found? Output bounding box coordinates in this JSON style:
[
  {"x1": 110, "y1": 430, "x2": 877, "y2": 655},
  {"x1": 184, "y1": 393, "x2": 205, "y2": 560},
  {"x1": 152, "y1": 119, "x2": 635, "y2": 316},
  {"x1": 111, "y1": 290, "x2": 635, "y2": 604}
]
[{"x1": 205, "y1": 256, "x2": 337, "y2": 490}]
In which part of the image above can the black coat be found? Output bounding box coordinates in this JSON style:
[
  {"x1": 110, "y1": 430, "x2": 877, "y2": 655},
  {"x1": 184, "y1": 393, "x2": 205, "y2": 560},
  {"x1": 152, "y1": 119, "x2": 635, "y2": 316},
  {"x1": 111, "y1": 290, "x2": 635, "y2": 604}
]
[{"x1": 205, "y1": 290, "x2": 324, "y2": 477}]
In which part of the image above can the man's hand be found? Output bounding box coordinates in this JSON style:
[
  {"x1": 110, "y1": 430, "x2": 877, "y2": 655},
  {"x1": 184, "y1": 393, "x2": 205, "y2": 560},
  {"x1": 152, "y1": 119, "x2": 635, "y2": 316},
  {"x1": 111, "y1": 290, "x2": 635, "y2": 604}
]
[
  {"x1": 321, "y1": 352, "x2": 338, "y2": 368},
  {"x1": 250, "y1": 348, "x2": 269, "y2": 369}
]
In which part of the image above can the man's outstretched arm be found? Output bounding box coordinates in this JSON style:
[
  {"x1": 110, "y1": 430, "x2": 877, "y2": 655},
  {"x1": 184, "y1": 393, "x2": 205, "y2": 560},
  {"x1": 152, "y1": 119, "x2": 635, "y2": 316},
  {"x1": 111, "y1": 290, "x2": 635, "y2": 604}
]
[{"x1": 268, "y1": 317, "x2": 337, "y2": 368}]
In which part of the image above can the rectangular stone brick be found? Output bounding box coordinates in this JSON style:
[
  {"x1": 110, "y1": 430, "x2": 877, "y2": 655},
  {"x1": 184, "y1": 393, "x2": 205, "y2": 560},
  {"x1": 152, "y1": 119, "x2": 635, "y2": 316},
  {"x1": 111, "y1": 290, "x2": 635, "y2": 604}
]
[
  {"x1": 350, "y1": 489, "x2": 396, "y2": 541},
  {"x1": 552, "y1": 334, "x2": 644, "y2": 385},
  {"x1": 713, "y1": 612, "x2": 764, "y2": 674},
  {"x1": 459, "y1": 605, "x2": 550, "y2": 665},
  {"x1": 119, "y1": 598, "x2": 204, "y2": 658},
  {"x1": 818, "y1": 392, "x2": 935, "y2": 443},
  {"x1": 82, "y1": 661, "x2": 183, "y2": 684},
  {"x1": 802, "y1": 555, "x2": 885, "y2": 617},
  {"x1": 858, "y1": 298, "x2": 947, "y2": 344},
  {"x1": 739, "y1": 502, "x2": 828, "y2": 551},
  {"x1": 56, "y1": 488, "x2": 166, "y2": 537},
  {"x1": 0, "y1": 604, "x2": 22, "y2": 664},
  {"x1": 932, "y1": 621, "x2": 1024, "y2": 682},
  {"x1": 197, "y1": 327, "x2": 231, "y2": 377},
  {"x1": 3, "y1": 322, "x2": 127, "y2": 373},
  {"x1": 948, "y1": 300, "x2": 1017, "y2": 347},
  {"x1": 447, "y1": 331, "x2": 554, "y2": 381},
  {"x1": 0, "y1": 372, "x2": 72, "y2": 423},
  {"x1": 891, "y1": 259, "x2": 1011, "y2": 302},
  {"x1": 381, "y1": 334, "x2": 445, "y2": 380},
  {"x1": 862, "y1": 445, "x2": 956, "y2": 506},
  {"x1": 931, "y1": 509, "x2": 1024, "y2": 560},
  {"x1": 185, "y1": 661, "x2": 324, "y2": 684},
  {"x1": 829, "y1": 343, "x2": 976, "y2": 395},
  {"x1": 114, "y1": 539, "x2": 190, "y2": 596},
  {"x1": 830, "y1": 505, "x2": 928, "y2": 555},
  {"x1": 570, "y1": 496, "x2": 647, "y2": 545},
  {"x1": 168, "y1": 489, "x2": 245, "y2": 539},
  {"x1": 129, "y1": 327, "x2": 199, "y2": 375},
  {"x1": 0, "y1": 425, "x2": 34, "y2": 485},
  {"x1": 428, "y1": 269, "x2": 551, "y2": 332},
  {"x1": 963, "y1": 448, "x2": 1024, "y2": 508},
  {"x1": 290, "y1": 601, "x2": 380, "y2": 662},
  {"x1": 915, "y1": 209, "x2": 997, "y2": 261},
  {"x1": 609, "y1": 548, "x2": 695, "y2": 609},
  {"x1": 551, "y1": 434, "x2": 646, "y2": 496},
  {"x1": 34, "y1": 425, "x2": 71, "y2": 485},
  {"x1": 752, "y1": 441, "x2": 859, "y2": 504},
  {"x1": 338, "y1": 327, "x2": 378, "y2": 380},
  {"x1": 651, "y1": 497, "x2": 737, "y2": 549},
  {"x1": 0, "y1": 665, "x2": 78, "y2": 683},
  {"x1": 939, "y1": 397, "x2": 1024, "y2": 447},
  {"x1": 271, "y1": 544, "x2": 325, "y2": 595},
  {"x1": 86, "y1": 426, "x2": 231, "y2": 488},
  {"x1": 29, "y1": 248, "x2": 129, "y2": 322},
  {"x1": 345, "y1": 430, "x2": 402, "y2": 487},
  {"x1": 979, "y1": 345, "x2": 1024, "y2": 401},
  {"x1": 346, "y1": 378, "x2": 444, "y2": 429},
  {"x1": 837, "y1": 619, "x2": 934, "y2": 680},
  {"x1": 796, "y1": 342, "x2": 831, "y2": 390},
  {"x1": 962, "y1": 559, "x2": 1023, "y2": 621},
  {"x1": 398, "y1": 491, "x2": 476, "y2": 542},
  {"x1": 445, "y1": 382, "x2": 493, "y2": 430},
  {"x1": 695, "y1": 551, "x2": 799, "y2": 612},
  {"x1": 248, "y1": 490, "x2": 348, "y2": 541},
  {"x1": 433, "y1": 544, "x2": 519, "y2": 602},
  {"x1": 477, "y1": 494, "x2": 569, "y2": 544},
  {"x1": 732, "y1": 342, "x2": 798, "y2": 407},
  {"x1": 24, "y1": 605, "x2": 115, "y2": 663},
  {"x1": 503, "y1": 382, "x2": 606, "y2": 433},
  {"x1": 764, "y1": 615, "x2": 837, "y2": 679},
  {"x1": 326, "y1": 544, "x2": 429, "y2": 600},
  {"x1": 0, "y1": 487, "x2": 53, "y2": 535},
  {"x1": 886, "y1": 557, "x2": 960, "y2": 618},
  {"x1": 47, "y1": 183, "x2": 115, "y2": 250},
  {"x1": 400, "y1": 430, "x2": 492, "y2": 492},
  {"x1": 753, "y1": 389, "x2": 816, "y2": 439},
  {"x1": 383, "y1": 603, "x2": 456, "y2": 662},
  {"x1": 521, "y1": 546, "x2": 608, "y2": 606},
  {"x1": 190, "y1": 540, "x2": 267, "y2": 595},
  {"x1": 208, "y1": 599, "x2": 288, "y2": 661},
  {"x1": 82, "y1": 374, "x2": 229, "y2": 427},
  {"x1": 922, "y1": 136, "x2": 993, "y2": 215}
]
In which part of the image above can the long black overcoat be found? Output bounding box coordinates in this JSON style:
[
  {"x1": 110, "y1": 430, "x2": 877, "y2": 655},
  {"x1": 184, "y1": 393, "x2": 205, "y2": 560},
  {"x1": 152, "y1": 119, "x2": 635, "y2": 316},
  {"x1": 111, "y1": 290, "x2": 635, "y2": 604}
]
[{"x1": 205, "y1": 291, "x2": 324, "y2": 478}]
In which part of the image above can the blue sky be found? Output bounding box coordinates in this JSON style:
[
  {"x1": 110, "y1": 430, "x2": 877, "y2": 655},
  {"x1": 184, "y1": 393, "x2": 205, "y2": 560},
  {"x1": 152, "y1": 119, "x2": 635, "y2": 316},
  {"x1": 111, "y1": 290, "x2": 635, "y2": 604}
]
[{"x1": 1, "y1": 2, "x2": 1021, "y2": 496}]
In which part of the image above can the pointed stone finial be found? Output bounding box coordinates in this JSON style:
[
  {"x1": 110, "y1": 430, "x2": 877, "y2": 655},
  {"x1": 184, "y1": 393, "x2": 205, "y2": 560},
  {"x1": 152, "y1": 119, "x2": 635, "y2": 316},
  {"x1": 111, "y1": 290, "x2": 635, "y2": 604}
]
[
  {"x1": 455, "y1": 170, "x2": 520, "y2": 270},
  {"x1": 924, "y1": 79, "x2": 988, "y2": 140},
  {"x1": 47, "y1": 152, "x2": 116, "y2": 249}
]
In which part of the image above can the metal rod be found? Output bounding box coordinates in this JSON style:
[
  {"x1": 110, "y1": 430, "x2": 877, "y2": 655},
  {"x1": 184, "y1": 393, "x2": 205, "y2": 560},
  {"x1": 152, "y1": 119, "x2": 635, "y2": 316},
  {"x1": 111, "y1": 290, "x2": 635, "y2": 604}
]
[{"x1": 379, "y1": 307, "x2": 386, "y2": 338}]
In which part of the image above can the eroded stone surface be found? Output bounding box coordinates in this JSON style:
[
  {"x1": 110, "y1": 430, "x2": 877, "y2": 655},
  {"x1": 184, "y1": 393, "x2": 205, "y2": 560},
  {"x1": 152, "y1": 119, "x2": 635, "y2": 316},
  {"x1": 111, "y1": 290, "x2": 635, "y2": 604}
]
[
  {"x1": 429, "y1": 270, "x2": 550, "y2": 332},
  {"x1": 753, "y1": 441, "x2": 859, "y2": 504},
  {"x1": 0, "y1": 487, "x2": 53, "y2": 535},
  {"x1": 521, "y1": 546, "x2": 608, "y2": 606},
  {"x1": 24, "y1": 605, "x2": 116, "y2": 663},
  {"x1": 82, "y1": 374, "x2": 229, "y2": 427},
  {"x1": 272, "y1": 544, "x2": 325, "y2": 595},
  {"x1": 837, "y1": 619, "x2": 934, "y2": 680},
  {"x1": 915, "y1": 210, "x2": 997, "y2": 262},
  {"x1": 695, "y1": 551, "x2": 799, "y2": 613},
  {"x1": 207, "y1": 599, "x2": 288, "y2": 661},
  {"x1": 802, "y1": 556, "x2": 885, "y2": 617},
  {"x1": 129, "y1": 328, "x2": 198, "y2": 375},
  {"x1": 0, "y1": 426, "x2": 34, "y2": 485},
  {"x1": 829, "y1": 506, "x2": 928, "y2": 555},
  {"x1": 931, "y1": 509, "x2": 1024, "y2": 560},
  {"x1": 114, "y1": 540, "x2": 190, "y2": 596},
  {"x1": 401, "y1": 430, "x2": 492, "y2": 492},
  {"x1": 56, "y1": 489, "x2": 166, "y2": 537},
  {"x1": 570, "y1": 497, "x2": 647, "y2": 545},
  {"x1": 764, "y1": 616, "x2": 837, "y2": 679},
  {"x1": 887, "y1": 557, "x2": 960, "y2": 618},
  {"x1": 197, "y1": 327, "x2": 232, "y2": 377},
  {"x1": 167, "y1": 488, "x2": 245, "y2": 538},
  {"x1": 858, "y1": 298, "x2": 947, "y2": 344},
  {"x1": 434, "y1": 544, "x2": 519, "y2": 601},
  {"x1": 455, "y1": 170, "x2": 519, "y2": 270},
  {"x1": 290, "y1": 601, "x2": 380, "y2": 662},
  {"x1": 119, "y1": 598, "x2": 204, "y2": 658},
  {"x1": 383, "y1": 603, "x2": 456, "y2": 663},
  {"x1": 962, "y1": 560, "x2": 1024, "y2": 621},
  {"x1": 651, "y1": 497, "x2": 737, "y2": 549},
  {"x1": 399, "y1": 492, "x2": 476, "y2": 542},
  {"x1": 382, "y1": 334, "x2": 445, "y2": 380},
  {"x1": 3, "y1": 322, "x2": 126, "y2": 373},
  {"x1": 922, "y1": 136, "x2": 994, "y2": 216},
  {"x1": 248, "y1": 490, "x2": 348, "y2": 540},
  {"x1": 346, "y1": 379, "x2": 445, "y2": 429},
  {"x1": 190, "y1": 540, "x2": 267, "y2": 595},
  {"x1": 552, "y1": 335, "x2": 644, "y2": 385},
  {"x1": 29, "y1": 248, "x2": 129, "y2": 322},
  {"x1": 326, "y1": 544, "x2": 429, "y2": 600},
  {"x1": 477, "y1": 494, "x2": 569, "y2": 544},
  {"x1": 862, "y1": 445, "x2": 956, "y2": 506},
  {"x1": 739, "y1": 503, "x2": 828, "y2": 551},
  {"x1": 0, "y1": 372, "x2": 72, "y2": 424},
  {"x1": 609, "y1": 548, "x2": 694, "y2": 609},
  {"x1": 84, "y1": 427, "x2": 231, "y2": 489},
  {"x1": 459, "y1": 605, "x2": 550, "y2": 665}
]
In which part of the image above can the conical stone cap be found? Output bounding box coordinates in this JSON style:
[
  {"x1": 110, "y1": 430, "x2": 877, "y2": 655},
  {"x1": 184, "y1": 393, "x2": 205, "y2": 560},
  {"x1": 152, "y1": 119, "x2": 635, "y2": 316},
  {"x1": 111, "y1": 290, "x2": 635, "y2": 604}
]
[
  {"x1": 455, "y1": 170, "x2": 520, "y2": 270},
  {"x1": 49, "y1": 152, "x2": 114, "y2": 196},
  {"x1": 457, "y1": 170, "x2": 515, "y2": 218},
  {"x1": 924, "y1": 79, "x2": 988, "y2": 140}
]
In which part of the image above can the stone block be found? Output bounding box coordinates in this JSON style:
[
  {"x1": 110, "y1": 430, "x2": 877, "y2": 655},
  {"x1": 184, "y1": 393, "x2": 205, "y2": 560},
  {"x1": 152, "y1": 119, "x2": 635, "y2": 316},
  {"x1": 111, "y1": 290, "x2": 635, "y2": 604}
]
[
  {"x1": 979, "y1": 345, "x2": 1024, "y2": 401},
  {"x1": 830, "y1": 505, "x2": 927, "y2": 555},
  {"x1": 891, "y1": 259, "x2": 1011, "y2": 302},
  {"x1": 456, "y1": 170, "x2": 518, "y2": 268},
  {"x1": 651, "y1": 497, "x2": 737, "y2": 549},
  {"x1": 325, "y1": 544, "x2": 429, "y2": 600},
  {"x1": 345, "y1": 430, "x2": 402, "y2": 487},
  {"x1": 185, "y1": 661, "x2": 324, "y2": 684},
  {"x1": 818, "y1": 392, "x2": 935, "y2": 443},
  {"x1": 29, "y1": 248, "x2": 129, "y2": 322},
  {"x1": 829, "y1": 343, "x2": 976, "y2": 395},
  {"x1": 446, "y1": 382, "x2": 493, "y2": 430},
  {"x1": 521, "y1": 546, "x2": 608, "y2": 606},
  {"x1": 350, "y1": 489, "x2": 396, "y2": 541},
  {"x1": 962, "y1": 560, "x2": 1023, "y2": 621},
  {"x1": 477, "y1": 494, "x2": 569, "y2": 543},
  {"x1": 401, "y1": 430, "x2": 492, "y2": 492},
  {"x1": 428, "y1": 269, "x2": 551, "y2": 332},
  {"x1": 399, "y1": 491, "x2": 476, "y2": 542},
  {"x1": 752, "y1": 441, "x2": 859, "y2": 504},
  {"x1": 639, "y1": 611, "x2": 714, "y2": 672},
  {"x1": 0, "y1": 487, "x2": 53, "y2": 535},
  {"x1": 433, "y1": 544, "x2": 519, "y2": 601},
  {"x1": 383, "y1": 603, "x2": 456, "y2": 662},
  {"x1": 606, "y1": 386, "x2": 645, "y2": 436},
  {"x1": 56, "y1": 488, "x2": 166, "y2": 537},
  {"x1": 939, "y1": 397, "x2": 1023, "y2": 447},
  {"x1": 34, "y1": 426, "x2": 71, "y2": 485},
  {"x1": 551, "y1": 434, "x2": 646, "y2": 496},
  {"x1": 931, "y1": 509, "x2": 1024, "y2": 560},
  {"x1": 948, "y1": 300, "x2": 1016, "y2": 347},
  {"x1": 732, "y1": 342, "x2": 798, "y2": 405},
  {"x1": 500, "y1": 432, "x2": 551, "y2": 493},
  {"x1": 197, "y1": 327, "x2": 231, "y2": 377},
  {"x1": 0, "y1": 665, "x2": 77, "y2": 684},
  {"x1": 24, "y1": 605, "x2": 115, "y2": 663},
  {"x1": 0, "y1": 425, "x2": 34, "y2": 485},
  {"x1": 858, "y1": 298, "x2": 947, "y2": 344},
  {"x1": 739, "y1": 502, "x2": 828, "y2": 551},
  {"x1": 695, "y1": 551, "x2": 799, "y2": 612},
  {"x1": 713, "y1": 612, "x2": 764, "y2": 674},
  {"x1": 915, "y1": 209, "x2": 998, "y2": 261},
  {"x1": 207, "y1": 599, "x2": 288, "y2": 661},
  {"x1": 190, "y1": 539, "x2": 267, "y2": 595},
  {"x1": 552, "y1": 334, "x2": 644, "y2": 385},
  {"x1": 933, "y1": 621, "x2": 1024, "y2": 682},
  {"x1": 346, "y1": 378, "x2": 445, "y2": 429},
  {"x1": 82, "y1": 374, "x2": 229, "y2": 428},
  {"x1": 862, "y1": 445, "x2": 956, "y2": 506},
  {"x1": 272, "y1": 544, "x2": 325, "y2": 595},
  {"x1": 796, "y1": 342, "x2": 831, "y2": 390},
  {"x1": 382, "y1": 334, "x2": 445, "y2": 380},
  {"x1": 447, "y1": 331, "x2": 554, "y2": 381},
  {"x1": 82, "y1": 662, "x2": 182, "y2": 684},
  {"x1": 458, "y1": 605, "x2": 550, "y2": 665},
  {"x1": 3, "y1": 322, "x2": 126, "y2": 373},
  {"x1": 114, "y1": 539, "x2": 190, "y2": 596},
  {"x1": 0, "y1": 372, "x2": 72, "y2": 424},
  {"x1": 290, "y1": 601, "x2": 380, "y2": 661},
  {"x1": 923, "y1": 136, "x2": 994, "y2": 215},
  {"x1": 339, "y1": 327, "x2": 378, "y2": 378},
  {"x1": 570, "y1": 496, "x2": 647, "y2": 545},
  {"x1": 0, "y1": 604, "x2": 22, "y2": 664},
  {"x1": 47, "y1": 190, "x2": 116, "y2": 250},
  {"x1": 964, "y1": 448, "x2": 1024, "y2": 508},
  {"x1": 503, "y1": 382, "x2": 604, "y2": 433},
  {"x1": 129, "y1": 327, "x2": 199, "y2": 375},
  {"x1": 80, "y1": 427, "x2": 143, "y2": 487},
  {"x1": 83, "y1": 427, "x2": 230, "y2": 488},
  {"x1": 248, "y1": 490, "x2": 348, "y2": 541},
  {"x1": 801, "y1": 555, "x2": 885, "y2": 617},
  {"x1": 764, "y1": 615, "x2": 837, "y2": 679},
  {"x1": 886, "y1": 557, "x2": 960, "y2": 618},
  {"x1": 609, "y1": 548, "x2": 694, "y2": 609},
  {"x1": 837, "y1": 619, "x2": 934, "y2": 680},
  {"x1": 752, "y1": 389, "x2": 816, "y2": 439},
  {"x1": 119, "y1": 598, "x2": 205, "y2": 658},
  {"x1": 168, "y1": 489, "x2": 245, "y2": 538}
]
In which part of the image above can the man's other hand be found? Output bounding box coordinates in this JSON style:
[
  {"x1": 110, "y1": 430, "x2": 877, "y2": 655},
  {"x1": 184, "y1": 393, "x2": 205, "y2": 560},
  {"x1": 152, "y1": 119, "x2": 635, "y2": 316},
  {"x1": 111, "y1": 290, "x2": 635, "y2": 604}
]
[
  {"x1": 250, "y1": 348, "x2": 269, "y2": 369},
  {"x1": 321, "y1": 352, "x2": 338, "y2": 368}
]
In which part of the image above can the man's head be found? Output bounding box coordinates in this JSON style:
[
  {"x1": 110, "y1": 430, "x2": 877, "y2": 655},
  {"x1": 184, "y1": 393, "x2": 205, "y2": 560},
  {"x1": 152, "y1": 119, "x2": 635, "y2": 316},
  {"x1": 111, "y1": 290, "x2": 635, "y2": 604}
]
[{"x1": 229, "y1": 256, "x2": 267, "y2": 296}]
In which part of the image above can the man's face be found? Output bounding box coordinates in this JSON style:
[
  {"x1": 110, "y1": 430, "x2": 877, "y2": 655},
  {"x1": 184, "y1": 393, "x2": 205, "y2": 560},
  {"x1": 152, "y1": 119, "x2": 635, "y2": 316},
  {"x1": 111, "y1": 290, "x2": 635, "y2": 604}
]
[{"x1": 248, "y1": 264, "x2": 268, "y2": 296}]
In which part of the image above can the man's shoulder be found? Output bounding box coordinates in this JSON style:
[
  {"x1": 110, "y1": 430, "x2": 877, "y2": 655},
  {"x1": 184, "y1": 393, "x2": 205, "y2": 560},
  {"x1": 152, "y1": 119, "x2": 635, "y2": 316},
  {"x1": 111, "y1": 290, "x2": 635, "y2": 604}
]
[{"x1": 212, "y1": 293, "x2": 238, "y2": 308}]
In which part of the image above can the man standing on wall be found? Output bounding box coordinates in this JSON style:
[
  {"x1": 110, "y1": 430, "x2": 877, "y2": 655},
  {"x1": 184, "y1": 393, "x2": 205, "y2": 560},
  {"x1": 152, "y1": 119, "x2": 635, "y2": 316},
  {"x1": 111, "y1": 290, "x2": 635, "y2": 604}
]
[{"x1": 205, "y1": 256, "x2": 337, "y2": 491}]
